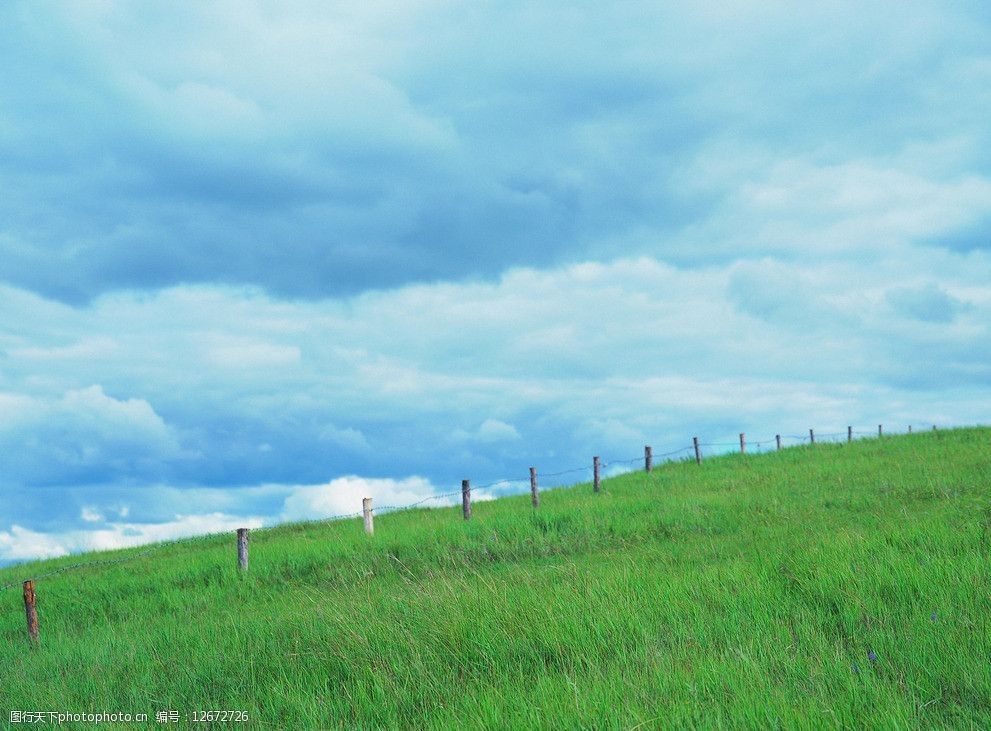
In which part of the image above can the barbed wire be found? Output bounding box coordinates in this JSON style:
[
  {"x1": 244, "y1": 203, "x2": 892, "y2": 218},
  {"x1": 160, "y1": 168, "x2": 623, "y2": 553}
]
[
  {"x1": 604, "y1": 456, "x2": 644, "y2": 467},
  {"x1": 0, "y1": 423, "x2": 939, "y2": 593},
  {"x1": 540, "y1": 465, "x2": 592, "y2": 478},
  {"x1": 375, "y1": 488, "x2": 466, "y2": 514}
]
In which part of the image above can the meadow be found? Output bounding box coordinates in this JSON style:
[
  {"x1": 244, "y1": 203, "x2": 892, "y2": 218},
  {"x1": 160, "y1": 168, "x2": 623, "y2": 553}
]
[{"x1": 1, "y1": 428, "x2": 989, "y2": 729}]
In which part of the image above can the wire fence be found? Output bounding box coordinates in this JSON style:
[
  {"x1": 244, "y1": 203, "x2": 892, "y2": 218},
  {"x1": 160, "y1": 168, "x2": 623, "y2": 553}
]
[{"x1": 0, "y1": 422, "x2": 943, "y2": 595}]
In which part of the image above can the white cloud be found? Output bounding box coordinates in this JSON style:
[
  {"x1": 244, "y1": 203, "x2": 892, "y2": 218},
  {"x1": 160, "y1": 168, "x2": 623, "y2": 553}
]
[
  {"x1": 452, "y1": 419, "x2": 521, "y2": 445},
  {"x1": 0, "y1": 525, "x2": 70, "y2": 561},
  {"x1": 477, "y1": 419, "x2": 521, "y2": 443},
  {"x1": 674, "y1": 151, "x2": 991, "y2": 260},
  {"x1": 0, "y1": 385, "x2": 183, "y2": 485},
  {"x1": 0, "y1": 513, "x2": 265, "y2": 564},
  {"x1": 0, "y1": 385, "x2": 173, "y2": 443},
  {"x1": 80, "y1": 506, "x2": 103, "y2": 523},
  {"x1": 317, "y1": 424, "x2": 371, "y2": 453},
  {"x1": 280, "y1": 475, "x2": 445, "y2": 522},
  {"x1": 0, "y1": 386, "x2": 183, "y2": 483},
  {"x1": 204, "y1": 339, "x2": 302, "y2": 368}
]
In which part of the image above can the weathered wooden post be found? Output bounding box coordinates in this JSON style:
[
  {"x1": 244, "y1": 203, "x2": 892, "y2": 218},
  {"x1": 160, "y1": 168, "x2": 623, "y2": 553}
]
[
  {"x1": 237, "y1": 528, "x2": 249, "y2": 572},
  {"x1": 693, "y1": 437, "x2": 702, "y2": 465},
  {"x1": 878, "y1": 424, "x2": 883, "y2": 438},
  {"x1": 645, "y1": 445, "x2": 652, "y2": 473},
  {"x1": 593, "y1": 456, "x2": 600, "y2": 493},
  {"x1": 23, "y1": 580, "x2": 38, "y2": 646},
  {"x1": 461, "y1": 479, "x2": 471, "y2": 520},
  {"x1": 848, "y1": 426, "x2": 852, "y2": 443},
  {"x1": 776, "y1": 434, "x2": 781, "y2": 450},
  {"x1": 362, "y1": 497, "x2": 374, "y2": 535},
  {"x1": 809, "y1": 428, "x2": 815, "y2": 444},
  {"x1": 908, "y1": 425, "x2": 912, "y2": 434},
  {"x1": 530, "y1": 467, "x2": 539, "y2": 508},
  {"x1": 739, "y1": 433, "x2": 746, "y2": 454}
]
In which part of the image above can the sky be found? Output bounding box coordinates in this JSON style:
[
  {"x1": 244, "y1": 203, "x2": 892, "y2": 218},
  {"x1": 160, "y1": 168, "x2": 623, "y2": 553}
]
[{"x1": 1, "y1": 1, "x2": 990, "y2": 564}]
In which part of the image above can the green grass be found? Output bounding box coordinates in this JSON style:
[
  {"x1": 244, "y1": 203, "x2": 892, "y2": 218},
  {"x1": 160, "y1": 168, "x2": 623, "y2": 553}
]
[{"x1": 2, "y1": 429, "x2": 990, "y2": 729}]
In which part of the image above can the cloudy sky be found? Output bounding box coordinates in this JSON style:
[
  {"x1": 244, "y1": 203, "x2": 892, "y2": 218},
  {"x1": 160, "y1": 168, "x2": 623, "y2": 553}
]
[{"x1": 1, "y1": 1, "x2": 989, "y2": 563}]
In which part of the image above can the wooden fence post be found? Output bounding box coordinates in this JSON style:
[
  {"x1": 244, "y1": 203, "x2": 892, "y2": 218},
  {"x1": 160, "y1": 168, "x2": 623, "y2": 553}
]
[
  {"x1": 693, "y1": 437, "x2": 702, "y2": 465},
  {"x1": 848, "y1": 426, "x2": 852, "y2": 443},
  {"x1": 645, "y1": 445, "x2": 652, "y2": 473},
  {"x1": 461, "y1": 479, "x2": 471, "y2": 520},
  {"x1": 362, "y1": 497, "x2": 374, "y2": 536},
  {"x1": 739, "y1": 433, "x2": 746, "y2": 454},
  {"x1": 237, "y1": 528, "x2": 249, "y2": 572},
  {"x1": 23, "y1": 580, "x2": 38, "y2": 646},
  {"x1": 593, "y1": 456, "x2": 600, "y2": 493},
  {"x1": 530, "y1": 467, "x2": 539, "y2": 508},
  {"x1": 878, "y1": 424, "x2": 883, "y2": 438},
  {"x1": 908, "y1": 425, "x2": 912, "y2": 434},
  {"x1": 809, "y1": 428, "x2": 815, "y2": 444},
  {"x1": 776, "y1": 434, "x2": 781, "y2": 450}
]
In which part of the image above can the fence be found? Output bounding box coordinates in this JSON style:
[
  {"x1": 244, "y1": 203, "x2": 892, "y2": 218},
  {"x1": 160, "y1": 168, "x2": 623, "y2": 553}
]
[{"x1": 0, "y1": 422, "x2": 943, "y2": 645}]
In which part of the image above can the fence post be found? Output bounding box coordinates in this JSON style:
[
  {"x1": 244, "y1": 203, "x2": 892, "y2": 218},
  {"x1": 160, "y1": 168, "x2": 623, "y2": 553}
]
[
  {"x1": 362, "y1": 497, "x2": 374, "y2": 536},
  {"x1": 739, "y1": 433, "x2": 746, "y2": 454},
  {"x1": 530, "y1": 467, "x2": 539, "y2": 508},
  {"x1": 848, "y1": 426, "x2": 852, "y2": 442},
  {"x1": 878, "y1": 424, "x2": 883, "y2": 438},
  {"x1": 693, "y1": 437, "x2": 702, "y2": 465},
  {"x1": 462, "y1": 479, "x2": 471, "y2": 520},
  {"x1": 776, "y1": 434, "x2": 781, "y2": 450},
  {"x1": 908, "y1": 425, "x2": 912, "y2": 434},
  {"x1": 237, "y1": 528, "x2": 249, "y2": 572},
  {"x1": 23, "y1": 580, "x2": 38, "y2": 646},
  {"x1": 933, "y1": 425, "x2": 937, "y2": 432},
  {"x1": 809, "y1": 428, "x2": 815, "y2": 445},
  {"x1": 593, "y1": 456, "x2": 600, "y2": 492}
]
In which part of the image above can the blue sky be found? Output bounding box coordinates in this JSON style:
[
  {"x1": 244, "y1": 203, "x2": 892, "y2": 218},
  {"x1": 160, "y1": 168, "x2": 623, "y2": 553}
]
[{"x1": 1, "y1": 1, "x2": 990, "y2": 563}]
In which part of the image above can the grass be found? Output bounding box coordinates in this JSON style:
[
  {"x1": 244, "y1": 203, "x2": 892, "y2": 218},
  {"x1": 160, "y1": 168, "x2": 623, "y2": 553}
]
[{"x1": 1, "y1": 428, "x2": 989, "y2": 729}]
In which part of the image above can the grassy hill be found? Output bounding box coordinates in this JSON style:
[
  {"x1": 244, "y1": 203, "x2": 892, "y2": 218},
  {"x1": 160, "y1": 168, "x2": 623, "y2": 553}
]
[{"x1": 2, "y1": 429, "x2": 989, "y2": 729}]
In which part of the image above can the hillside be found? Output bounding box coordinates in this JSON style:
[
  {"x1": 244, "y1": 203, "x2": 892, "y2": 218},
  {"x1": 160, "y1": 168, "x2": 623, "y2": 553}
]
[{"x1": 2, "y1": 429, "x2": 989, "y2": 729}]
